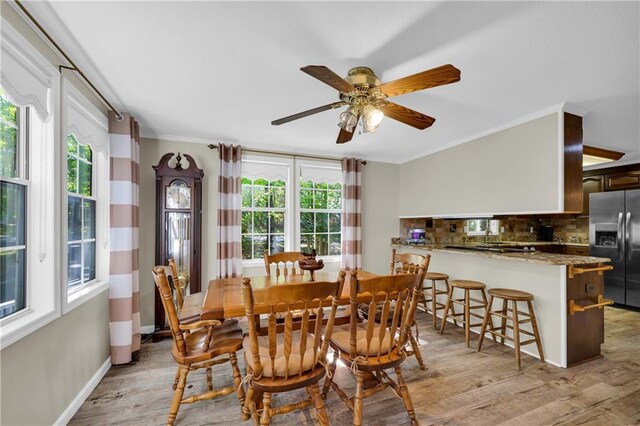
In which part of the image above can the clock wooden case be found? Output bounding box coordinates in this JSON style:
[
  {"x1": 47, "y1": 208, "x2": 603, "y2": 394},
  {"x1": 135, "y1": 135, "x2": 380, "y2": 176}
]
[{"x1": 153, "y1": 152, "x2": 204, "y2": 338}]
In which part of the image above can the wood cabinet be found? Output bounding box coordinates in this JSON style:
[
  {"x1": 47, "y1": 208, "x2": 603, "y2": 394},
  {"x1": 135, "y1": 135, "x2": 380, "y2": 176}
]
[
  {"x1": 563, "y1": 245, "x2": 589, "y2": 256},
  {"x1": 605, "y1": 170, "x2": 640, "y2": 191},
  {"x1": 582, "y1": 163, "x2": 640, "y2": 215}
]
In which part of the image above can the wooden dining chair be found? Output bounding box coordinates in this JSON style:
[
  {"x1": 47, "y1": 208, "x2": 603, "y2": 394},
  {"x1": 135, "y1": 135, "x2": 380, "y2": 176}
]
[
  {"x1": 240, "y1": 271, "x2": 346, "y2": 425},
  {"x1": 323, "y1": 271, "x2": 423, "y2": 426},
  {"x1": 264, "y1": 251, "x2": 305, "y2": 279},
  {"x1": 152, "y1": 266, "x2": 245, "y2": 425},
  {"x1": 389, "y1": 249, "x2": 430, "y2": 369},
  {"x1": 166, "y1": 258, "x2": 204, "y2": 324}
]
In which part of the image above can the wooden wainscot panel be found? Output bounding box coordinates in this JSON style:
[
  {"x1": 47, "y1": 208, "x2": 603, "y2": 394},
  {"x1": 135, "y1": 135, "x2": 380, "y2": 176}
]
[
  {"x1": 566, "y1": 263, "x2": 613, "y2": 367},
  {"x1": 563, "y1": 113, "x2": 583, "y2": 213}
]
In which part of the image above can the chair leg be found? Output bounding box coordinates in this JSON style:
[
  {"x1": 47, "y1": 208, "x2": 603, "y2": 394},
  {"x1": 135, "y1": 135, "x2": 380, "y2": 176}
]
[
  {"x1": 395, "y1": 366, "x2": 418, "y2": 426},
  {"x1": 168, "y1": 364, "x2": 189, "y2": 426},
  {"x1": 206, "y1": 367, "x2": 213, "y2": 391},
  {"x1": 408, "y1": 330, "x2": 426, "y2": 370},
  {"x1": 260, "y1": 392, "x2": 272, "y2": 425},
  {"x1": 172, "y1": 365, "x2": 180, "y2": 391},
  {"x1": 527, "y1": 300, "x2": 545, "y2": 363},
  {"x1": 464, "y1": 289, "x2": 471, "y2": 348},
  {"x1": 321, "y1": 351, "x2": 338, "y2": 399},
  {"x1": 242, "y1": 387, "x2": 255, "y2": 421},
  {"x1": 229, "y1": 352, "x2": 245, "y2": 408},
  {"x1": 439, "y1": 286, "x2": 454, "y2": 334},
  {"x1": 477, "y1": 294, "x2": 493, "y2": 352},
  {"x1": 479, "y1": 289, "x2": 498, "y2": 343},
  {"x1": 431, "y1": 280, "x2": 437, "y2": 329},
  {"x1": 445, "y1": 280, "x2": 459, "y2": 327},
  {"x1": 353, "y1": 371, "x2": 364, "y2": 426},
  {"x1": 500, "y1": 299, "x2": 508, "y2": 345},
  {"x1": 512, "y1": 300, "x2": 522, "y2": 370},
  {"x1": 309, "y1": 383, "x2": 329, "y2": 425}
]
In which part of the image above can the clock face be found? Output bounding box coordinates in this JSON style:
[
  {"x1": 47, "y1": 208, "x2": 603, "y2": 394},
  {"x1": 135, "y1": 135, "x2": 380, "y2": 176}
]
[{"x1": 166, "y1": 180, "x2": 191, "y2": 209}]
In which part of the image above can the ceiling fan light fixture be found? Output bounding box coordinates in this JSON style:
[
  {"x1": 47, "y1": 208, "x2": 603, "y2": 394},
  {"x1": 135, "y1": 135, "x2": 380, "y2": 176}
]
[
  {"x1": 362, "y1": 104, "x2": 384, "y2": 133},
  {"x1": 338, "y1": 108, "x2": 358, "y2": 133}
]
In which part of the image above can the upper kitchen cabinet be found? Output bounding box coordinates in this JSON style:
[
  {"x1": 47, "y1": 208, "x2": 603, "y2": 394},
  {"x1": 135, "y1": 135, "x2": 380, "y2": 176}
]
[{"x1": 398, "y1": 107, "x2": 583, "y2": 217}]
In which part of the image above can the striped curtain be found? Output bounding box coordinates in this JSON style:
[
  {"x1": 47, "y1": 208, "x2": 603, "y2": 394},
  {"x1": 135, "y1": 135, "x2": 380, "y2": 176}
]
[
  {"x1": 341, "y1": 158, "x2": 363, "y2": 270},
  {"x1": 217, "y1": 143, "x2": 242, "y2": 278},
  {"x1": 108, "y1": 112, "x2": 141, "y2": 365}
]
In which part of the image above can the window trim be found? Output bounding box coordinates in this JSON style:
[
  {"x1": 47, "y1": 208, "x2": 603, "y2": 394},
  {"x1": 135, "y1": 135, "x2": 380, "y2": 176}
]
[{"x1": 60, "y1": 79, "x2": 109, "y2": 314}]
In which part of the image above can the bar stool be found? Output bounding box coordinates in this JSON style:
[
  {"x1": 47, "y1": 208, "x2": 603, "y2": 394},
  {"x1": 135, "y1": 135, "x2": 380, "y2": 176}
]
[
  {"x1": 439, "y1": 280, "x2": 493, "y2": 347},
  {"x1": 422, "y1": 272, "x2": 453, "y2": 329},
  {"x1": 477, "y1": 288, "x2": 545, "y2": 370}
]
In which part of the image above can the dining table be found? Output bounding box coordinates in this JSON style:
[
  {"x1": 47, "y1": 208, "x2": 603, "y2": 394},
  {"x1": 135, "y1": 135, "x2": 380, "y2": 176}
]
[{"x1": 200, "y1": 269, "x2": 378, "y2": 320}]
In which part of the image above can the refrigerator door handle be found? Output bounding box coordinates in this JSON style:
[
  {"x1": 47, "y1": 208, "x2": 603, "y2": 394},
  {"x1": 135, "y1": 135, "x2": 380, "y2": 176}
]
[
  {"x1": 617, "y1": 212, "x2": 624, "y2": 260},
  {"x1": 627, "y1": 212, "x2": 632, "y2": 261}
]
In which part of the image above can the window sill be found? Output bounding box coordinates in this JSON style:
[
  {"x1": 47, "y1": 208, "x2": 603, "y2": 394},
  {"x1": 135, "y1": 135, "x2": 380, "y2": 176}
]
[{"x1": 63, "y1": 280, "x2": 109, "y2": 315}]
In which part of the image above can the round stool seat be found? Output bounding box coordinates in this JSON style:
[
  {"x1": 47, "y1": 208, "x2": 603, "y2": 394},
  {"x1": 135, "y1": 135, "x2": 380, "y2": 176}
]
[
  {"x1": 425, "y1": 272, "x2": 449, "y2": 280},
  {"x1": 450, "y1": 279, "x2": 486, "y2": 290},
  {"x1": 488, "y1": 288, "x2": 534, "y2": 301}
]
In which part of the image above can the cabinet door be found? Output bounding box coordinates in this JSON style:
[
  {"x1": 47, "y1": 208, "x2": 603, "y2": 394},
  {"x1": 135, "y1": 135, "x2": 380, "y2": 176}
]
[
  {"x1": 605, "y1": 171, "x2": 640, "y2": 191},
  {"x1": 582, "y1": 175, "x2": 604, "y2": 215},
  {"x1": 564, "y1": 245, "x2": 589, "y2": 256}
]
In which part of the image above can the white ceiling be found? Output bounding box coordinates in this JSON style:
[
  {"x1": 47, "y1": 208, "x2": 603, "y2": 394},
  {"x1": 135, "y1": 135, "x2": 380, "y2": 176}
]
[{"x1": 23, "y1": 1, "x2": 640, "y2": 164}]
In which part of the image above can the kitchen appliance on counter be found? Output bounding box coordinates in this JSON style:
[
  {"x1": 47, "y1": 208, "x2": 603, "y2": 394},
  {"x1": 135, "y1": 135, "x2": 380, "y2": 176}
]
[
  {"x1": 408, "y1": 228, "x2": 426, "y2": 244},
  {"x1": 589, "y1": 189, "x2": 640, "y2": 307},
  {"x1": 539, "y1": 226, "x2": 554, "y2": 241}
]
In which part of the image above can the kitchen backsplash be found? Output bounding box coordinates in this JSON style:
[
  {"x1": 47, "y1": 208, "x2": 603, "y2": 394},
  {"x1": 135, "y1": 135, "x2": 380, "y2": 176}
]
[{"x1": 399, "y1": 217, "x2": 589, "y2": 245}]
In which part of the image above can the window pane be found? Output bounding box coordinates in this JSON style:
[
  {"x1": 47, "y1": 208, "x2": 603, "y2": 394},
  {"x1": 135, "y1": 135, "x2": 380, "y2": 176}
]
[
  {"x1": 300, "y1": 180, "x2": 313, "y2": 189},
  {"x1": 271, "y1": 179, "x2": 285, "y2": 187},
  {"x1": 67, "y1": 242, "x2": 82, "y2": 286},
  {"x1": 0, "y1": 249, "x2": 26, "y2": 319},
  {"x1": 316, "y1": 233, "x2": 328, "y2": 256},
  {"x1": 79, "y1": 160, "x2": 92, "y2": 196},
  {"x1": 83, "y1": 199, "x2": 96, "y2": 239},
  {"x1": 271, "y1": 187, "x2": 285, "y2": 208},
  {"x1": 241, "y1": 176, "x2": 252, "y2": 185},
  {"x1": 83, "y1": 241, "x2": 96, "y2": 282},
  {"x1": 316, "y1": 212, "x2": 328, "y2": 233},
  {"x1": 67, "y1": 134, "x2": 78, "y2": 155},
  {"x1": 79, "y1": 143, "x2": 92, "y2": 162},
  {"x1": 242, "y1": 186, "x2": 252, "y2": 208},
  {"x1": 300, "y1": 189, "x2": 313, "y2": 208},
  {"x1": 0, "y1": 89, "x2": 17, "y2": 125},
  {"x1": 328, "y1": 183, "x2": 341, "y2": 190},
  {"x1": 269, "y1": 212, "x2": 284, "y2": 233},
  {"x1": 252, "y1": 235, "x2": 267, "y2": 258},
  {"x1": 67, "y1": 155, "x2": 78, "y2": 193},
  {"x1": 329, "y1": 213, "x2": 341, "y2": 233},
  {"x1": 300, "y1": 212, "x2": 314, "y2": 233},
  {"x1": 253, "y1": 186, "x2": 268, "y2": 208},
  {"x1": 269, "y1": 234, "x2": 284, "y2": 254},
  {"x1": 254, "y1": 211, "x2": 268, "y2": 233},
  {"x1": 68, "y1": 196, "x2": 82, "y2": 241},
  {"x1": 300, "y1": 234, "x2": 314, "y2": 253},
  {"x1": 0, "y1": 123, "x2": 17, "y2": 178},
  {"x1": 241, "y1": 235, "x2": 252, "y2": 260},
  {"x1": 329, "y1": 234, "x2": 341, "y2": 255},
  {"x1": 242, "y1": 211, "x2": 253, "y2": 234},
  {"x1": 0, "y1": 181, "x2": 26, "y2": 247},
  {"x1": 315, "y1": 182, "x2": 328, "y2": 190},
  {"x1": 327, "y1": 190, "x2": 341, "y2": 209},
  {"x1": 313, "y1": 189, "x2": 327, "y2": 209},
  {"x1": 254, "y1": 178, "x2": 268, "y2": 186}
]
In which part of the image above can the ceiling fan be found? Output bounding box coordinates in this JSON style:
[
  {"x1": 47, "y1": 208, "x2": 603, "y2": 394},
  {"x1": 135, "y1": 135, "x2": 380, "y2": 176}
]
[{"x1": 271, "y1": 64, "x2": 461, "y2": 144}]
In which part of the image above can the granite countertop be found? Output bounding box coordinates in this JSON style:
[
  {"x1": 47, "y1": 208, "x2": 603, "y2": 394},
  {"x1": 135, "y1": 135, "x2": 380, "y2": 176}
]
[{"x1": 392, "y1": 243, "x2": 610, "y2": 266}]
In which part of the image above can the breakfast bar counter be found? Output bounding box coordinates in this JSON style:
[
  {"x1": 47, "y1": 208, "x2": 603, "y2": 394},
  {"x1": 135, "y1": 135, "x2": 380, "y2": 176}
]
[{"x1": 394, "y1": 243, "x2": 612, "y2": 368}]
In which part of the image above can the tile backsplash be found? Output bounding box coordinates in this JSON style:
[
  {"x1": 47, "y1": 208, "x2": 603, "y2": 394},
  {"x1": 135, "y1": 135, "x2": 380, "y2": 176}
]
[{"x1": 399, "y1": 216, "x2": 589, "y2": 245}]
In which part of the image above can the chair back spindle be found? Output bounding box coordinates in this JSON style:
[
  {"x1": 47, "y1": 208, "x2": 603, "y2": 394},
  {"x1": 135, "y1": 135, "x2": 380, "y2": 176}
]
[
  {"x1": 264, "y1": 251, "x2": 305, "y2": 279},
  {"x1": 152, "y1": 266, "x2": 189, "y2": 357}
]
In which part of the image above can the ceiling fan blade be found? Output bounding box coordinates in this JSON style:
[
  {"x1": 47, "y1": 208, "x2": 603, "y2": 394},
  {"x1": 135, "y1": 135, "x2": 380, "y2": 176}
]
[
  {"x1": 336, "y1": 127, "x2": 354, "y2": 144},
  {"x1": 379, "y1": 101, "x2": 436, "y2": 130},
  {"x1": 271, "y1": 101, "x2": 346, "y2": 125},
  {"x1": 301, "y1": 65, "x2": 357, "y2": 93},
  {"x1": 378, "y1": 64, "x2": 461, "y2": 97}
]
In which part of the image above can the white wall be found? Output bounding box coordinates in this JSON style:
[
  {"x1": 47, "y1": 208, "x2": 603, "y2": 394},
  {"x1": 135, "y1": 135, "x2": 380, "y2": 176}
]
[{"x1": 398, "y1": 112, "x2": 562, "y2": 217}]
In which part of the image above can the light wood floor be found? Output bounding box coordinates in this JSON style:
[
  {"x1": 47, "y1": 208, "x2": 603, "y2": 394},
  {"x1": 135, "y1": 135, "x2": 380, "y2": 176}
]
[{"x1": 70, "y1": 306, "x2": 640, "y2": 425}]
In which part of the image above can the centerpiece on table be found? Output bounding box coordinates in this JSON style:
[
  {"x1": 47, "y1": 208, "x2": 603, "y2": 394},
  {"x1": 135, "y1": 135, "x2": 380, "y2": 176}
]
[{"x1": 298, "y1": 248, "x2": 324, "y2": 281}]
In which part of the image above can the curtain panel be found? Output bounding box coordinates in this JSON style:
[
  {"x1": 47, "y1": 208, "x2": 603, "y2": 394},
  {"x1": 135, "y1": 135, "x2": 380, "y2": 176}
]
[
  {"x1": 341, "y1": 157, "x2": 363, "y2": 270},
  {"x1": 108, "y1": 112, "x2": 141, "y2": 365},
  {"x1": 217, "y1": 143, "x2": 243, "y2": 278}
]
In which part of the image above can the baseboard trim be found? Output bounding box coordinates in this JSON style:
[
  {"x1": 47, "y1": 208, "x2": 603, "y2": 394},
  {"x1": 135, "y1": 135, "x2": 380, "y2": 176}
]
[
  {"x1": 54, "y1": 357, "x2": 111, "y2": 425},
  {"x1": 140, "y1": 325, "x2": 155, "y2": 334}
]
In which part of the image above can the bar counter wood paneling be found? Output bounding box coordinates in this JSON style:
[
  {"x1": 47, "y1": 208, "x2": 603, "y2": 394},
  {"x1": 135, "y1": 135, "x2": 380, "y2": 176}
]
[{"x1": 201, "y1": 270, "x2": 378, "y2": 320}]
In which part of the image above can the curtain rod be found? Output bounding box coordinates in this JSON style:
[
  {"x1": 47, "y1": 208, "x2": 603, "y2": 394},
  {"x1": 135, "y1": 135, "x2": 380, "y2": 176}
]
[
  {"x1": 207, "y1": 144, "x2": 367, "y2": 165},
  {"x1": 13, "y1": 0, "x2": 124, "y2": 120}
]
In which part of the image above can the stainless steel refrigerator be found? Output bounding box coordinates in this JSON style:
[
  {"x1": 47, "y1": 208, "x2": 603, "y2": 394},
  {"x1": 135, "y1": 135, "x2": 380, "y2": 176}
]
[{"x1": 589, "y1": 189, "x2": 640, "y2": 307}]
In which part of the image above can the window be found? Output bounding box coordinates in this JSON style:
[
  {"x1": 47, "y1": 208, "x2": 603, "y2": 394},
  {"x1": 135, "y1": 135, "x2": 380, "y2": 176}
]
[
  {"x1": 0, "y1": 88, "x2": 27, "y2": 319},
  {"x1": 240, "y1": 155, "x2": 342, "y2": 262},
  {"x1": 66, "y1": 134, "x2": 96, "y2": 290},
  {"x1": 466, "y1": 219, "x2": 499, "y2": 236}
]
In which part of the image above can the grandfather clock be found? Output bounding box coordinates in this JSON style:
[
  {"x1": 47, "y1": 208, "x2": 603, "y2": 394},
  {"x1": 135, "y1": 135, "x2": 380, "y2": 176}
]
[{"x1": 153, "y1": 152, "x2": 203, "y2": 338}]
